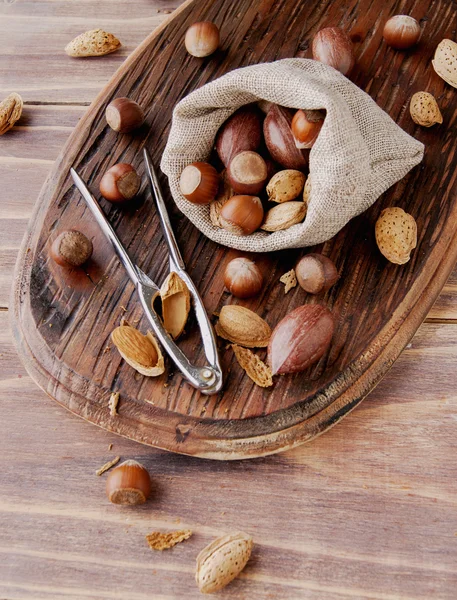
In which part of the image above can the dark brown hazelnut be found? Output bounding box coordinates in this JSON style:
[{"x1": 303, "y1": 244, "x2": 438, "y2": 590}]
[
  {"x1": 99, "y1": 163, "x2": 140, "y2": 203},
  {"x1": 50, "y1": 230, "x2": 93, "y2": 267},
  {"x1": 215, "y1": 105, "x2": 263, "y2": 167},
  {"x1": 105, "y1": 98, "x2": 145, "y2": 133}
]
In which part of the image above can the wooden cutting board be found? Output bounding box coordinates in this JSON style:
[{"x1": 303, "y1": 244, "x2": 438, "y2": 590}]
[{"x1": 10, "y1": 0, "x2": 457, "y2": 459}]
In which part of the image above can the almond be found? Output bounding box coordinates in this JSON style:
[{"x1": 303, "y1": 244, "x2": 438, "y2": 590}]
[
  {"x1": 216, "y1": 305, "x2": 271, "y2": 348},
  {"x1": 410, "y1": 92, "x2": 443, "y2": 127},
  {"x1": 432, "y1": 39, "x2": 457, "y2": 88},
  {"x1": 375, "y1": 207, "x2": 417, "y2": 265},
  {"x1": 65, "y1": 29, "x2": 121, "y2": 57},
  {"x1": 266, "y1": 170, "x2": 306, "y2": 203},
  {"x1": 268, "y1": 304, "x2": 334, "y2": 375},
  {"x1": 111, "y1": 323, "x2": 164, "y2": 376},
  {"x1": 231, "y1": 345, "x2": 273, "y2": 387},
  {"x1": 196, "y1": 532, "x2": 253, "y2": 594},
  {"x1": 261, "y1": 201, "x2": 307, "y2": 232},
  {"x1": 209, "y1": 170, "x2": 233, "y2": 227},
  {"x1": 160, "y1": 272, "x2": 190, "y2": 339},
  {"x1": 279, "y1": 269, "x2": 297, "y2": 294},
  {"x1": 0, "y1": 93, "x2": 23, "y2": 135}
]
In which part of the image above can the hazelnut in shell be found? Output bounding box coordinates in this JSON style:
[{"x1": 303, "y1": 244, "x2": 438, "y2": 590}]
[
  {"x1": 227, "y1": 151, "x2": 268, "y2": 195},
  {"x1": 99, "y1": 163, "x2": 141, "y2": 203},
  {"x1": 105, "y1": 459, "x2": 152, "y2": 505},
  {"x1": 50, "y1": 230, "x2": 93, "y2": 267},
  {"x1": 179, "y1": 162, "x2": 220, "y2": 205},
  {"x1": 383, "y1": 15, "x2": 421, "y2": 50},
  {"x1": 295, "y1": 253, "x2": 338, "y2": 294},
  {"x1": 291, "y1": 109, "x2": 325, "y2": 149},
  {"x1": 185, "y1": 22, "x2": 220, "y2": 57},
  {"x1": 224, "y1": 257, "x2": 263, "y2": 298},
  {"x1": 105, "y1": 97, "x2": 144, "y2": 133},
  {"x1": 219, "y1": 195, "x2": 264, "y2": 236}
]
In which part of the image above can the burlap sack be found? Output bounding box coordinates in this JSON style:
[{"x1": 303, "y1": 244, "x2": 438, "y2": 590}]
[{"x1": 161, "y1": 59, "x2": 424, "y2": 252}]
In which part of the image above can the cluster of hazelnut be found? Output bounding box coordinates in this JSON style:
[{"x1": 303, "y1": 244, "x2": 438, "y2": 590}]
[
  {"x1": 179, "y1": 103, "x2": 322, "y2": 235},
  {"x1": 50, "y1": 97, "x2": 145, "y2": 268},
  {"x1": 177, "y1": 16, "x2": 429, "y2": 239}
]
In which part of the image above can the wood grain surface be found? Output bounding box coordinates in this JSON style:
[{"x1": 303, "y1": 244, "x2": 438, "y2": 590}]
[
  {"x1": 1, "y1": 0, "x2": 456, "y2": 597},
  {"x1": 10, "y1": 0, "x2": 457, "y2": 458}
]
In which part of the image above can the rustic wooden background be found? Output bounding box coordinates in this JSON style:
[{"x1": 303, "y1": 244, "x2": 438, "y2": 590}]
[{"x1": 1, "y1": 0, "x2": 457, "y2": 598}]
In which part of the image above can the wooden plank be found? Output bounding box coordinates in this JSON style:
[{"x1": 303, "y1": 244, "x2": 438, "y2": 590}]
[
  {"x1": 1, "y1": 313, "x2": 456, "y2": 599},
  {"x1": 10, "y1": 0, "x2": 457, "y2": 458},
  {"x1": 0, "y1": 1, "x2": 183, "y2": 103}
]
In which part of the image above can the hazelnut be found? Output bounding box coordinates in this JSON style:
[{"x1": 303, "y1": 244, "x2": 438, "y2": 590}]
[
  {"x1": 105, "y1": 460, "x2": 152, "y2": 505},
  {"x1": 179, "y1": 162, "x2": 220, "y2": 204},
  {"x1": 383, "y1": 15, "x2": 421, "y2": 50},
  {"x1": 224, "y1": 257, "x2": 263, "y2": 298},
  {"x1": 295, "y1": 254, "x2": 338, "y2": 294},
  {"x1": 99, "y1": 163, "x2": 140, "y2": 203},
  {"x1": 227, "y1": 151, "x2": 268, "y2": 195},
  {"x1": 291, "y1": 109, "x2": 325, "y2": 149},
  {"x1": 219, "y1": 195, "x2": 264, "y2": 236},
  {"x1": 185, "y1": 22, "x2": 220, "y2": 57},
  {"x1": 105, "y1": 97, "x2": 144, "y2": 133},
  {"x1": 50, "y1": 230, "x2": 93, "y2": 267}
]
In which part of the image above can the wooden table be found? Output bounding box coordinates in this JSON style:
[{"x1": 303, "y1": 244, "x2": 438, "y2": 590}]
[{"x1": 1, "y1": 2, "x2": 456, "y2": 598}]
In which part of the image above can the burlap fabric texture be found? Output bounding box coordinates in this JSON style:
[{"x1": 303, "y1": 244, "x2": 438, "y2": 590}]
[{"x1": 161, "y1": 59, "x2": 424, "y2": 252}]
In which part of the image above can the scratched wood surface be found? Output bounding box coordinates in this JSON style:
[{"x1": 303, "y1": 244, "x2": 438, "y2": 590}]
[
  {"x1": 9, "y1": 0, "x2": 457, "y2": 458},
  {"x1": 0, "y1": 0, "x2": 456, "y2": 598}
]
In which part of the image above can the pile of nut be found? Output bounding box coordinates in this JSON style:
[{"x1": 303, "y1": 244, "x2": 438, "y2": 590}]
[{"x1": 179, "y1": 103, "x2": 321, "y2": 235}]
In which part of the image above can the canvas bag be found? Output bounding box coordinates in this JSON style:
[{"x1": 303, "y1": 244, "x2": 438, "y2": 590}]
[{"x1": 161, "y1": 58, "x2": 424, "y2": 252}]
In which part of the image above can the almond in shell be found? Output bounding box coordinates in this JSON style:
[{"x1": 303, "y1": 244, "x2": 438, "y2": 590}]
[
  {"x1": 432, "y1": 39, "x2": 457, "y2": 88},
  {"x1": 261, "y1": 201, "x2": 307, "y2": 232},
  {"x1": 160, "y1": 272, "x2": 190, "y2": 339},
  {"x1": 209, "y1": 170, "x2": 234, "y2": 228},
  {"x1": 266, "y1": 170, "x2": 306, "y2": 203},
  {"x1": 375, "y1": 207, "x2": 417, "y2": 265},
  {"x1": 65, "y1": 29, "x2": 121, "y2": 57},
  {"x1": 216, "y1": 305, "x2": 271, "y2": 348},
  {"x1": 410, "y1": 92, "x2": 443, "y2": 127},
  {"x1": 231, "y1": 345, "x2": 273, "y2": 387},
  {"x1": 196, "y1": 532, "x2": 253, "y2": 594},
  {"x1": 0, "y1": 93, "x2": 23, "y2": 135},
  {"x1": 111, "y1": 322, "x2": 164, "y2": 376}
]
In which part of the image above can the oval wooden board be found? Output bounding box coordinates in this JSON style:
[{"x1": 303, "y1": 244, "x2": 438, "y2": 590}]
[{"x1": 10, "y1": 0, "x2": 457, "y2": 460}]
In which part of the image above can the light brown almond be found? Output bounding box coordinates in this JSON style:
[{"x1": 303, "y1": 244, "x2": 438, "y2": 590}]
[
  {"x1": 375, "y1": 207, "x2": 417, "y2": 265},
  {"x1": 216, "y1": 305, "x2": 271, "y2": 348},
  {"x1": 279, "y1": 269, "x2": 297, "y2": 294},
  {"x1": 432, "y1": 39, "x2": 457, "y2": 88},
  {"x1": 261, "y1": 201, "x2": 307, "y2": 232},
  {"x1": 231, "y1": 345, "x2": 273, "y2": 387},
  {"x1": 209, "y1": 171, "x2": 234, "y2": 227},
  {"x1": 65, "y1": 29, "x2": 121, "y2": 57},
  {"x1": 160, "y1": 272, "x2": 190, "y2": 339},
  {"x1": 0, "y1": 93, "x2": 23, "y2": 135},
  {"x1": 266, "y1": 170, "x2": 306, "y2": 203},
  {"x1": 196, "y1": 532, "x2": 253, "y2": 594},
  {"x1": 410, "y1": 92, "x2": 443, "y2": 127},
  {"x1": 111, "y1": 323, "x2": 164, "y2": 376}
]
